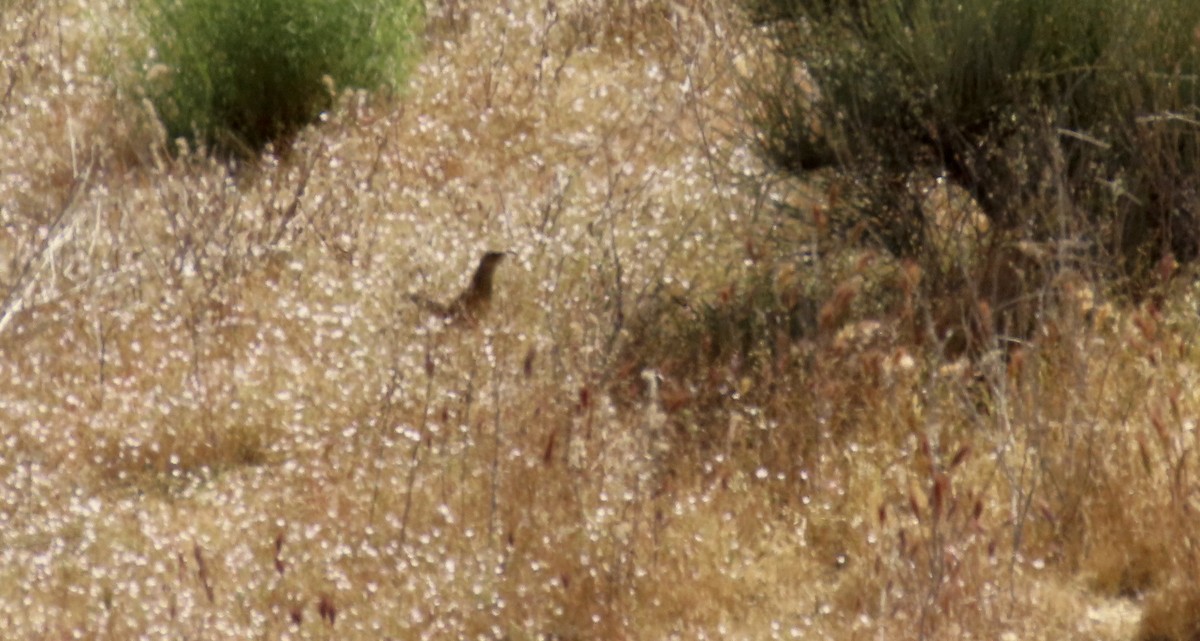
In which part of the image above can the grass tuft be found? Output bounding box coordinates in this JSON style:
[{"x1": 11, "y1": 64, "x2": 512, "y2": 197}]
[{"x1": 138, "y1": 0, "x2": 422, "y2": 156}]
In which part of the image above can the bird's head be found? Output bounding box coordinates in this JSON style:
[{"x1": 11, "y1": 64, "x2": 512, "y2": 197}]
[
  {"x1": 470, "y1": 251, "x2": 511, "y2": 293},
  {"x1": 480, "y1": 251, "x2": 508, "y2": 269}
]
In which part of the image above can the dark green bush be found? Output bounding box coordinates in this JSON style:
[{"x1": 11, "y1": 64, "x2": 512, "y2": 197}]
[
  {"x1": 751, "y1": 0, "x2": 1200, "y2": 282},
  {"x1": 141, "y1": 0, "x2": 421, "y2": 156}
]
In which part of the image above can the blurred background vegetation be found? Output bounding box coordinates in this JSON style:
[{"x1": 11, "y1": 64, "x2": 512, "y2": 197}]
[{"x1": 750, "y1": 0, "x2": 1200, "y2": 288}]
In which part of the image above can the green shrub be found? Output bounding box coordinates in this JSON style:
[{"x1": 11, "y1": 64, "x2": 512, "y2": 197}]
[
  {"x1": 140, "y1": 0, "x2": 422, "y2": 156},
  {"x1": 751, "y1": 0, "x2": 1200, "y2": 282}
]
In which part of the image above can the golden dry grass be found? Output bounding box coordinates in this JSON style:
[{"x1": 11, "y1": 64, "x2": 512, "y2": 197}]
[{"x1": 2, "y1": 0, "x2": 1199, "y2": 639}]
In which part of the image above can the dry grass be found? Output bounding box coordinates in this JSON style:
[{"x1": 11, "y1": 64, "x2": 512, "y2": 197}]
[{"x1": 2, "y1": 0, "x2": 1198, "y2": 639}]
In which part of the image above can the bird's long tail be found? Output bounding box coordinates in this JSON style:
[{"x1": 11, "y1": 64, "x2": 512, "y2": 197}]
[{"x1": 409, "y1": 294, "x2": 450, "y2": 318}]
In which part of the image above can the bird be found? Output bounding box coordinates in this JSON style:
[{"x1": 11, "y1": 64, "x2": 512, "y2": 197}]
[{"x1": 411, "y1": 251, "x2": 509, "y2": 327}]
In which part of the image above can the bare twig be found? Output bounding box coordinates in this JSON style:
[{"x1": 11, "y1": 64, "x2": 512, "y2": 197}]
[{"x1": 0, "y1": 158, "x2": 93, "y2": 338}]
